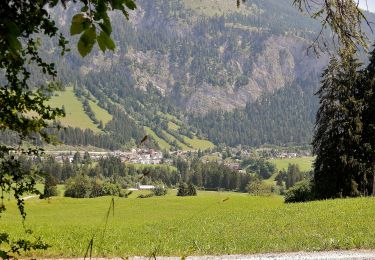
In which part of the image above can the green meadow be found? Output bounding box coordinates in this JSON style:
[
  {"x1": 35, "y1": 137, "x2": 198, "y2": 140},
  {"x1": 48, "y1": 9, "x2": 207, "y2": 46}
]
[
  {"x1": 144, "y1": 127, "x2": 171, "y2": 150},
  {"x1": 88, "y1": 100, "x2": 113, "y2": 125},
  {"x1": 48, "y1": 87, "x2": 101, "y2": 133},
  {"x1": 48, "y1": 87, "x2": 114, "y2": 133},
  {"x1": 3, "y1": 191, "x2": 375, "y2": 258},
  {"x1": 269, "y1": 157, "x2": 315, "y2": 172}
]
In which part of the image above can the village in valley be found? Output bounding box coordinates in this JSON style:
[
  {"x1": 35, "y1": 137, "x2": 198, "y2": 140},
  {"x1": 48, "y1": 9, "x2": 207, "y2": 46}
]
[{"x1": 44, "y1": 146, "x2": 312, "y2": 172}]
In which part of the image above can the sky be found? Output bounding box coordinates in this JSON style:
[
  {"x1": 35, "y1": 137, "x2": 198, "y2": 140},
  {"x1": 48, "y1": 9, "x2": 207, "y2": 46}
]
[{"x1": 358, "y1": 0, "x2": 375, "y2": 13}]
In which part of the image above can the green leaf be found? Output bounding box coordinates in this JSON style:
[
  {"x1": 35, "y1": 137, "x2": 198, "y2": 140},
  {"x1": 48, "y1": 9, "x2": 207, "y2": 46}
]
[
  {"x1": 77, "y1": 26, "x2": 97, "y2": 57},
  {"x1": 97, "y1": 31, "x2": 115, "y2": 52},
  {"x1": 5, "y1": 22, "x2": 21, "y2": 52},
  {"x1": 98, "y1": 14, "x2": 112, "y2": 35},
  {"x1": 124, "y1": 0, "x2": 137, "y2": 10},
  {"x1": 70, "y1": 13, "x2": 89, "y2": 36},
  {"x1": 97, "y1": 32, "x2": 107, "y2": 52}
]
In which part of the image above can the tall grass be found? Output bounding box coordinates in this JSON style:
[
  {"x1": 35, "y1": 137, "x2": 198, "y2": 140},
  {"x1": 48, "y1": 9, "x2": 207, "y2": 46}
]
[{"x1": 2, "y1": 191, "x2": 375, "y2": 257}]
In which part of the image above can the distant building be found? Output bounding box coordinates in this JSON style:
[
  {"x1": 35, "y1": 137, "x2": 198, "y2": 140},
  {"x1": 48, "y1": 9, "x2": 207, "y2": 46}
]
[{"x1": 137, "y1": 184, "x2": 155, "y2": 190}]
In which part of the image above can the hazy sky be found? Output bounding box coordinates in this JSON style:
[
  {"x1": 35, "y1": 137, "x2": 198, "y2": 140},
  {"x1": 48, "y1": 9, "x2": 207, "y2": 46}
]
[{"x1": 358, "y1": 0, "x2": 375, "y2": 13}]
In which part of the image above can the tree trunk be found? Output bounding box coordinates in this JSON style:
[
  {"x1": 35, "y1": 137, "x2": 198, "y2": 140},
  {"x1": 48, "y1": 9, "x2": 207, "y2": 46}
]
[{"x1": 372, "y1": 158, "x2": 375, "y2": 196}]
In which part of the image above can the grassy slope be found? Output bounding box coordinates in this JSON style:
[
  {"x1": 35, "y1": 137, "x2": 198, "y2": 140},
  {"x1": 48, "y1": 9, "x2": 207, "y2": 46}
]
[
  {"x1": 168, "y1": 121, "x2": 180, "y2": 131},
  {"x1": 182, "y1": 0, "x2": 257, "y2": 16},
  {"x1": 183, "y1": 136, "x2": 215, "y2": 150},
  {"x1": 144, "y1": 127, "x2": 171, "y2": 150},
  {"x1": 269, "y1": 157, "x2": 315, "y2": 172},
  {"x1": 88, "y1": 100, "x2": 113, "y2": 125},
  {"x1": 162, "y1": 130, "x2": 191, "y2": 151},
  {"x1": 48, "y1": 87, "x2": 101, "y2": 133},
  {"x1": 3, "y1": 192, "x2": 375, "y2": 257}
]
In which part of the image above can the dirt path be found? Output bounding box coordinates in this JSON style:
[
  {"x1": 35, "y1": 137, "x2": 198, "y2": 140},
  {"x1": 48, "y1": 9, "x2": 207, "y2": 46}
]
[{"x1": 22, "y1": 195, "x2": 37, "y2": 200}]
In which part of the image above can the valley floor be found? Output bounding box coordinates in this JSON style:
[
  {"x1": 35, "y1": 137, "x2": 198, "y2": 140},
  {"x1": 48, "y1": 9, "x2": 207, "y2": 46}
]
[{"x1": 3, "y1": 191, "x2": 375, "y2": 258}]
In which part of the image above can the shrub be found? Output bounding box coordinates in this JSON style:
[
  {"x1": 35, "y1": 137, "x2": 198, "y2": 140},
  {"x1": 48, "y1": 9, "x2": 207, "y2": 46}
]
[
  {"x1": 246, "y1": 178, "x2": 272, "y2": 195},
  {"x1": 119, "y1": 190, "x2": 132, "y2": 198},
  {"x1": 284, "y1": 180, "x2": 313, "y2": 203},
  {"x1": 153, "y1": 186, "x2": 167, "y2": 196},
  {"x1": 40, "y1": 174, "x2": 58, "y2": 199},
  {"x1": 177, "y1": 182, "x2": 197, "y2": 196},
  {"x1": 64, "y1": 174, "x2": 92, "y2": 198},
  {"x1": 137, "y1": 193, "x2": 154, "y2": 199},
  {"x1": 65, "y1": 175, "x2": 127, "y2": 198}
]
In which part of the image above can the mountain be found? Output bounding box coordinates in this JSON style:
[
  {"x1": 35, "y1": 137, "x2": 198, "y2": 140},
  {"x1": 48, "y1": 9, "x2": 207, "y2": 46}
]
[{"x1": 6, "y1": 0, "x2": 374, "y2": 150}]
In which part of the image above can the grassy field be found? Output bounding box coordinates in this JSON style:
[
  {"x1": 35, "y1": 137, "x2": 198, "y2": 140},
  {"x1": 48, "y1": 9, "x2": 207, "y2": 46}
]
[
  {"x1": 183, "y1": 136, "x2": 215, "y2": 151},
  {"x1": 162, "y1": 130, "x2": 191, "y2": 151},
  {"x1": 3, "y1": 192, "x2": 375, "y2": 258},
  {"x1": 269, "y1": 157, "x2": 315, "y2": 172},
  {"x1": 144, "y1": 127, "x2": 171, "y2": 150},
  {"x1": 88, "y1": 100, "x2": 113, "y2": 125},
  {"x1": 167, "y1": 121, "x2": 180, "y2": 131},
  {"x1": 48, "y1": 87, "x2": 101, "y2": 133},
  {"x1": 182, "y1": 0, "x2": 258, "y2": 16}
]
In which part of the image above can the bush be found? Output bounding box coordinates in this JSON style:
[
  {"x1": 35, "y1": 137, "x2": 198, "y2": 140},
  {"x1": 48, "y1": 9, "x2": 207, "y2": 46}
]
[
  {"x1": 177, "y1": 182, "x2": 197, "y2": 196},
  {"x1": 153, "y1": 186, "x2": 167, "y2": 196},
  {"x1": 284, "y1": 180, "x2": 313, "y2": 203},
  {"x1": 40, "y1": 174, "x2": 58, "y2": 199},
  {"x1": 65, "y1": 175, "x2": 124, "y2": 198},
  {"x1": 246, "y1": 178, "x2": 272, "y2": 196},
  {"x1": 137, "y1": 193, "x2": 154, "y2": 199},
  {"x1": 119, "y1": 190, "x2": 132, "y2": 198},
  {"x1": 64, "y1": 174, "x2": 92, "y2": 198}
]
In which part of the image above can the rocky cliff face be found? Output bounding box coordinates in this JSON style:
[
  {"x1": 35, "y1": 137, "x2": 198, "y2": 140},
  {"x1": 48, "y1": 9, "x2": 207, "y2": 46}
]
[
  {"x1": 54, "y1": 0, "x2": 329, "y2": 113},
  {"x1": 114, "y1": 0, "x2": 328, "y2": 113}
]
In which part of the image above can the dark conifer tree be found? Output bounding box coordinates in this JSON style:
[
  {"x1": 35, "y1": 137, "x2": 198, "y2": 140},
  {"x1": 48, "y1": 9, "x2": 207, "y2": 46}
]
[
  {"x1": 361, "y1": 45, "x2": 375, "y2": 195},
  {"x1": 313, "y1": 52, "x2": 364, "y2": 198}
]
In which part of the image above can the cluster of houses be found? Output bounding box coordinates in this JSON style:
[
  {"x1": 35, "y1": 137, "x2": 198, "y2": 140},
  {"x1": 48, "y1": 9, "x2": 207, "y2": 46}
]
[
  {"x1": 274, "y1": 150, "x2": 311, "y2": 159},
  {"x1": 48, "y1": 148, "x2": 164, "y2": 165}
]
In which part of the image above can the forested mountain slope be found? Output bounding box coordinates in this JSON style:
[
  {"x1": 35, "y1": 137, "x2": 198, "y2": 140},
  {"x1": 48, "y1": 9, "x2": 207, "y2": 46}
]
[{"x1": 9, "y1": 0, "x2": 374, "y2": 149}]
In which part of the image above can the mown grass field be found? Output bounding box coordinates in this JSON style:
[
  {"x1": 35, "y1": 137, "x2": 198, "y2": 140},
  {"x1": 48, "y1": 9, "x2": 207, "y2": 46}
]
[
  {"x1": 269, "y1": 157, "x2": 315, "y2": 172},
  {"x1": 48, "y1": 87, "x2": 101, "y2": 133},
  {"x1": 144, "y1": 127, "x2": 171, "y2": 150},
  {"x1": 88, "y1": 100, "x2": 113, "y2": 125},
  {"x1": 182, "y1": 0, "x2": 257, "y2": 16},
  {"x1": 183, "y1": 136, "x2": 215, "y2": 151},
  {"x1": 3, "y1": 191, "x2": 375, "y2": 258}
]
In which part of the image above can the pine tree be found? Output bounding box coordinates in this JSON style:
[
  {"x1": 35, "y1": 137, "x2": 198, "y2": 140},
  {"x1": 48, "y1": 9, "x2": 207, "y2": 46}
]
[
  {"x1": 313, "y1": 53, "x2": 364, "y2": 198},
  {"x1": 42, "y1": 174, "x2": 58, "y2": 199},
  {"x1": 361, "y1": 45, "x2": 375, "y2": 195}
]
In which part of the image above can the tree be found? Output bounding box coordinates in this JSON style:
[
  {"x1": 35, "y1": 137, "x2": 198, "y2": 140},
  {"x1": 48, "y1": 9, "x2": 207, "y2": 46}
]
[
  {"x1": 0, "y1": 0, "x2": 136, "y2": 257},
  {"x1": 177, "y1": 182, "x2": 197, "y2": 196},
  {"x1": 313, "y1": 52, "x2": 365, "y2": 198},
  {"x1": 72, "y1": 151, "x2": 82, "y2": 165},
  {"x1": 245, "y1": 176, "x2": 271, "y2": 196},
  {"x1": 292, "y1": 0, "x2": 371, "y2": 53},
  {"x1": 41, "y1": 174, "x2": 58, "y2": 199},
  {"x1": 360, "y1": 45, "x2": 375, "y2": 195},
  {"x1": 83, "y1": 151, "x2": 92, "y2": 165},
  {"x1": 285, "y1": 164, "x2": 304, "y2": 189}
]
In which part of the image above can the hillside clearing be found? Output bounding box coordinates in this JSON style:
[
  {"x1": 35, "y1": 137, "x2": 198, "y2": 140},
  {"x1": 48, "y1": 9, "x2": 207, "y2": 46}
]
[
  {"x1": 269, "y1": 157, "x2": 315, "y2": 172},
  {"x1": 88, "y1": 100, "x2": 113, "y2": 125},
  {"x1": 144, "y1": 127, "x2": 171, "y2": 150},
  {"x1": 48, "y1": 87, "x2": 101, "y2": 133},
  {"x1": 183, "y1": 136, "x2": 215, "y2": 150}
]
